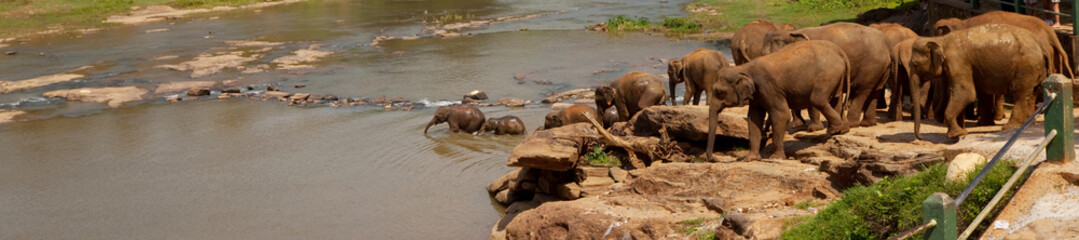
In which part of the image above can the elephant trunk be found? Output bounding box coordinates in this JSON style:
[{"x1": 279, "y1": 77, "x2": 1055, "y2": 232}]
[
  {"x1": 705, "y1": 103, "x2": 718, "y2": 161},
  {"x1": 424, "y1": 118, "x2": 438, "y2": 135},
  {"x1": 669, "y1": 81, "x2": 678, "y2": 106},
  {"x1": 909, "y1": 74, "x2": 922, "y2": 140}
]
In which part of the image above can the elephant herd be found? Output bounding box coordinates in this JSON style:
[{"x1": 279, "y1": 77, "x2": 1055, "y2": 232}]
[{"x1": 425, "y1": 11, "x2": 1069, "y2": 161}]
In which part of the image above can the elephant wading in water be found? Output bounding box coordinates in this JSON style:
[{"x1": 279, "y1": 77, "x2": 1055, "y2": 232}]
[
  {"x1": 764, "y1": 22, "x2": 892, "y2": 128},
  {"x1": 668, "y1": 48, "x2": 732, "y2": 106},
  {"x1": 544, "y1": 104, "x2": 600, "y2": 129},
  {"x1": 424, "y1": 105, "x2": 486, "y2": 135},
  {"x1": 706, "y1": 40, "x2": 851, "y2": 161},
  {"x1": 595, "y1": 72, "x2": 667, "y2": 122},
  {"x1": 482, "y1": 116, "x2": 526, "y2": 135},
  {"x1": 730, "y1": 20, "x2": 795, "y2": 65},
  {"x1": 908, "y1": 24, "x2": 1049, "y2": 139}
]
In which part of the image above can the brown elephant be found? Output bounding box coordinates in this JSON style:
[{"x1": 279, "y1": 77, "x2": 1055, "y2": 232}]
[
  {"x1": 870, "y1": 23, "x2": 920, "y2": 120},
  {"x1": 482, "y1": 116, "x2": 526, "y2": 135},
  {"x1": 706, "y1": 40, "x2": 851, "y2": 161},
  {"x1": 544, "y1": 104, "x2": 599, "y2": 129},
  {"x1": 667, "y1": 48, "x2": 732, "y2": 106},
  {"x1": 763, "y1": 22, "x2": 893, "y2": 127},
  {"x1": 595, "y1": 72, "x2": 667, "y2": 122},
  {"x1": 602, "y1": 107, "x2": 619, "y2": 128},
  {"x1": 424, "y1": 105, "x2": 486, "y2": 135},
  {"x1": 889, "y1": 38, "x2": 936, "y2": 121},
  {"x1": 933, "y1": 11, "x2": 1072, "y2": 77},
  {"x1": 908, "y1": 24, "x2": 1049, "y2": 139},
  {"x1": 730, "y1": 20, "x2": 795, "y2": 65}
]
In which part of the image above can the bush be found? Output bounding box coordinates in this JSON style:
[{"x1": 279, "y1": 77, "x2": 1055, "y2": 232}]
[
  {"x1": 584, "y1": 147, "x2": 621, "y2": 167},
  {"x1": 662, "y1": 17, "x2": 701, "y2": 33},
  {"x1": 783, "y1": 162, "x2": 1018, "y2": 239},
  {"x1": 607, "y1": 15, "x2": 651, "y2": 30}
]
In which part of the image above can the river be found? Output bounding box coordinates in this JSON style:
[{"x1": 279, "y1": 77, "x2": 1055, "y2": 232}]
[{"x1": 0, "y1": 0, "x2": 723, "y2": 238}]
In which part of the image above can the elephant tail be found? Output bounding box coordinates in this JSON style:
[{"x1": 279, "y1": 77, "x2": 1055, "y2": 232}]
[
  {"x1": 1053, "y1": 39, "x2": 1074, "y2": 78},
  {"x1": 838, "y1": 50, "x2": 852, "y2": 119}
]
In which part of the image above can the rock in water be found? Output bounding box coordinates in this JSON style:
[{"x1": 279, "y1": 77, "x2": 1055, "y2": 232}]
[
  {"x1": 498, "y1": 97, "x2": 526, "y2": 107},
  {"x1": 186, "y1": 87, "x2": 210, "y2": 96},
  {"x1": 947, "y1": 153, "x2": 987, "y2": 182},
  {"x1": 43, "y1": 86, "x2": 148, "y2": 108},
  {"x1": 507, "y1": 123, "x2": 600, "y2": 171},
  {"x1": 465, "y1": 90, "x2": 488, "y2": 101},
  {"x1": 267, "y1": 83, "x2": 280, "y2": 91}
]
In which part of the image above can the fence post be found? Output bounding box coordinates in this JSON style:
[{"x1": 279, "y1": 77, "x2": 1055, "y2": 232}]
[
  {"x1": 1043, "y1": 74, "x2": 1075, "y2": 162},
  {"x1": 971, "y1": 0, "x2": 979, "y2": 10},
  {"x1": 1014, "y1": 0, "x2": 1025, "y2": 14},
  {"x1": 923, "y1": 193, "x2": 957, "y2": 240}
]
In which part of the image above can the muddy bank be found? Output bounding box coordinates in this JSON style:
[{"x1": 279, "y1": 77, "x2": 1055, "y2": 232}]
[{"x1": 104, "y1": 1, "x2": 310, "y2": 25}]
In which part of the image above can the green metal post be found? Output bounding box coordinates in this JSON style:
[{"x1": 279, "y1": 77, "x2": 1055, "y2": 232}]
[
  {"x1": 1074, "y1": 0, "x2": 1079, "y2": 36},
  {"x1": 1014, "y1": 0, "x2": 1025, "y2": 14},
  {"x1": 1043, "y1": 74, "x2": 1075, "y2": 162},
  {"x1": 923, "y1": 193, "x2": 957, "y2": 240},
  {"x1": 972, "y1": 0, "x2": 980, "y2": 10}
]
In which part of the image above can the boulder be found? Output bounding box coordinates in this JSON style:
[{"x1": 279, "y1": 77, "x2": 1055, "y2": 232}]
[
  {"x1": 947, "y1": 153, "x2": 987, "y2": 182},
  {"x1": 154, "y1": 81, "x2": 215, "y2": 94},
  {"x1": 507, "y1": 123, "x2": 600, "y2": 171},
  {"x1": 609, "y1": 168, "x2": 628, "y2": 182},
  {"x1": 498, "y1": 97, "x2": 526, "y2": 107},
  {"x1": 495, "y1": 189, "x2": 516, "y2": 205},
  {"x1": 43, "y1": 86, "x2": 148, "y2": 108},
  {"x1": 464, "y1": 90, "x2": 488, "y2": 100},
  {"x1": 186, "y1": 87, "x2": 210, "y2": 96},
  {"x1": 628, "y1": 105, "x2": 749, "y2": 142},
  {"x1": 323, "y1": 95, "x2": 339, "y2": 101},
  {"x1": 556, "y1": 182, "x2": 582, "y2": 200},
  {"x1": 263, "y1": 91, "x2": 289, "y2": 99},
  {"x1": 294, "y1": 84, "x2": 306, "y2": 89},
  {"x1": 267, "y1": 83, "x2": 279, "y2": 91},
  {"x1": 221, "y1": 86, "x2": 241, "y2": 93},
  {"x1": 541, "y1": 88, "x2": 594, "y2": 104}
]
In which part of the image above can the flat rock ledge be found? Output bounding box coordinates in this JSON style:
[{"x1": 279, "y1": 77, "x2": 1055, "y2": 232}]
[{"x1": 43, "y1": 86, "x2": 148, "y2": 108}]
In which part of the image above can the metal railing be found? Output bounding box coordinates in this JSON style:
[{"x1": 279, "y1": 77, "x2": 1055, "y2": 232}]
[
  {"x1": 969, "y1": 0, "x2": 1078, "y2": 35},
  {"x1": 888, "y1": 74, "x2": 1075, "y2": 240}
]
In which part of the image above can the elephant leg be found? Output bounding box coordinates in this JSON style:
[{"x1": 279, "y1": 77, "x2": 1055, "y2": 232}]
[
  {"x1": 744, "y1": 106, "x2": 766, "y2": 162},
  {"x1": 994, "y1": 94, "x2": 1006, "y2": 121},
  {"x1": 845, "y1": 89, "x2": 871, "y2": 128},
  {"x1": 944, "y1": 79, "x2": 977, "y2": 138},
  {"x1": 1004, "y1": 88, "x2": 1037, "y2": 131},
  {"x1": 888, "y1": 78, "x2": 904, "y2": 121},
  {"x1": 805, "y1": 108, "x2": 825, "y2": 132},
  {"x1": 976, "y1": 92, "x2": 997, "y2": 126},
  {"x1": 684, "y1": 84, "x2": 695, "y2": 106},
  {"x1": 767, "y1": 106, "x2": 791, "y2": 160},
  {"x1": 860, "y1": 88, "x2": 882, "y2": 127},
  {"x1": 875, "y1": 87, "x2": 888, "y2": 109},
  {"x1": 789, "y1": 109, "x2": 805, "y2": 130},
  {"x1": 812, "y1": 92, "x2": 848, "y2": 135}
]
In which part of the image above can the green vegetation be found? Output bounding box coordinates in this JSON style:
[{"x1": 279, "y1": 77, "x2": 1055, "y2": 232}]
[
  {"x1": 793, "y1": 199, "x2": 821, "y2": 210},
  {"x1": 685, "y1": 0, "x2": 911, "y2": 32},
  {"x1": 0, "y1": 0, "x2": 282, "y2": 38},
  {"x1": 679, "y1": 217, "x2": 722, "y2": 240},
  {"x1": 606, "y1": 15, "x2": 651, "y2": 31},
  {"x1": 430, "y1": 12, "x2": 477, "y2": 27},
  {"x1": 662, "y1": 17, "x2": 701, "y2": 33},
  {"x1": 584, "y1": 146, "x2": 621, "y2": 167},
  {"x1": 782, "y1": 163, "x2": 1019, "y2": 239}
]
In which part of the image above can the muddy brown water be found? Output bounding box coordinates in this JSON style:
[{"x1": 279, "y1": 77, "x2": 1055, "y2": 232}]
[{"x1": 0, "y1": 0, "x2": 724, "y2": 238}]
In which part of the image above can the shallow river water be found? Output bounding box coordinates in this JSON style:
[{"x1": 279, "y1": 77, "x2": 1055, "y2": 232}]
[{"x1": 0, "y1": 0, "x2": 723, "y2": 238}]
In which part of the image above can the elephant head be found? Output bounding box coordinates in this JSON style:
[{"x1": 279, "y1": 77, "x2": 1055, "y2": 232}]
[
  {"x1": 667, "y1": 59, "x2": 685, "y2": 105},
  {"x1": 761, "y1": 31, "x2": 810, "y2": 56},
  {"x1": 931, "y1": 18, "x2": 963, "y2": 36},
  {"x1": 907, "y1": 39, "x2": 946, "y2": 140},
  {"x1": 424, "y1": 106, "x2": 453, "y2": 135},
  {"x1": 543, "y1": 112, "x2": 560, "y2": 129},
  {"x1": 595, "y1": 84, "x2": 616, "y2": 113},
  {"x1": 705, "y1": 68, "x2": 756, "y2": 160}
]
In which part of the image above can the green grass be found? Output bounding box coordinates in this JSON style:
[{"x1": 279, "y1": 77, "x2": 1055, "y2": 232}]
[
  {"x1": 662, "y1": 17, "x2": 701, "y2": 33},
  {"x1": 679, "y1": 217, "x2": 722, "y2": 240},
  {"x1": 606, "y1": 15, "x2": 651, "y2": 31},
  {"x1": 686, "y1": 0, "x2": 911, "y2": 32},
  {"x1": 782, "y1": 162, "x2": 1019, "y2": 239},
  {"x1": 584, "y1": 146, "x2": 621, "y2": 167},
  {"x1": 0, "y1": 0, "x2": 282, "y2": 38}
]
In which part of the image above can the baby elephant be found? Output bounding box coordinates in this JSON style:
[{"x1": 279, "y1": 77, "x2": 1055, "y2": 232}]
[
  {"x1": 482, "y1": 116, "x2": 526, "y2": 135},
  {"x1": 545, "y1": 104, "x2": 600, "y2": 129},
  {"x1": 424, "y1": 105, "x2": 486, "y2": 135}
]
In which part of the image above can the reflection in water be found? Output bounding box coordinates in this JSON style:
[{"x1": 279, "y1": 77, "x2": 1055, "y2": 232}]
[{"x1": 0, "y1": 0, "x2": 725, "y2": 238}]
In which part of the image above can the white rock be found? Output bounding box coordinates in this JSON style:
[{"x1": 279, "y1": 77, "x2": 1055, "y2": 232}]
[{"x1": 946, "y1": 153, "x2": 987, "y2": 182}]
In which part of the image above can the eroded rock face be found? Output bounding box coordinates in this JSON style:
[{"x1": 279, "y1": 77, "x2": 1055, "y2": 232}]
[
  {"x1": 629, "y1": 105, "x2": 749, "y2": 141},
  {"x1": 496, "y1": 161, "x2": 838, "y2": 240},
  {"x1": 507, "y1": 123, "x2": 599, "y2": 171},
  {"x1": 43, "y1": 86, "x2": 148, "y2": 108}
]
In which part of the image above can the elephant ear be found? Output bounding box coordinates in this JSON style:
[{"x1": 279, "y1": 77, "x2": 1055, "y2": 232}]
[
  {"x1": 669, "y1": 59, "x2": 685, "y2": 83},
  {"x1": 927, "y1": 41, "x2": 945, "y2": 75},
  {"x1": 734, "y1": 74, "x2": 755, "y2": 104},
  {"x1": 934, "y1": 25, "x2": 952, "y2": 36},
  {"x1": 789, "y1": 32, "x2": 809, "y2": 41}
]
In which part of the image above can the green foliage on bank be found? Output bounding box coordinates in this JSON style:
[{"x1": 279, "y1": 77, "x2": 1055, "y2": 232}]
[
  {"x1": 782, "y1": 163, "x2": 1018, "y2": 239},
  {"x1": 607, "y1": 15, "x2": 651, "y2": 31},
  {"x1": 685, "y1": 0, "x2": 909, "y2": 32},
  {"x1": 584, "y1": 147, "x2": 621, "y2": 167},
  {"x1": 0, "y1": 0, "x2": 282, "y2": 38},
  {"x1": 662, "y1": 17, "x2": 701, "y2": 33}
]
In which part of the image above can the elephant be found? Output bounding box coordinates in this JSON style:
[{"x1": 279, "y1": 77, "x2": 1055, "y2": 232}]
[
  {"x1": 667, "y1": 48, "x2": 732, "y2": 106},
  {"x1": 424, "y1": 105, "x2": 486, "y2": 135},
  {"x1": 602, "y1": 107, "x2": 619, "y2": 128},
  {"x1": 908, "y1": 24, "x2": 1049, "y2": 139},
  {"x1": 595, "y1": 71, "x2": 667, "y2": 122},
  {"x1": 763, "y1": 22, "x2": 893, "y2": 127},
  {"x1": 933, "y1": 11, "x2": 1072, "y2": 77},
  {"x1": 544, "y1": 104, "x2": 600, "y2": 129},
  {"x1": 730, "y1": 20, "x2": 795, "y2": 65},
  {"x1": 889, "y1": 38, "x2": 936, "y2": 121},
  {"x1": 706, "y1": 40, "x2": 851, "y2": 161},
  {"x1": 482, "y1": 116, "x2": 526, "y2": 135},
  {"x1": 869, "y1": 23, "x2": 920, "y2": 120}
]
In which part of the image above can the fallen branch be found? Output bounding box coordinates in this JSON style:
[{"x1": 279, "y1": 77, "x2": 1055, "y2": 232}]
[{"x1": 585, "y1": 115, "x2": 663, "y2": 168}]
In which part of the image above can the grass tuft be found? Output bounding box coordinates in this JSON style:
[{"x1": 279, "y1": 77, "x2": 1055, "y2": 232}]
[
  {"x1": 584, "y1": 146, "x2": 621, "y2": 167},
  {"x1": 606, "y1": 15, "x2": 651, "y2": 31},
  {"x1": 662, "y1": 17, "x2": 701, "y2": 33}
]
